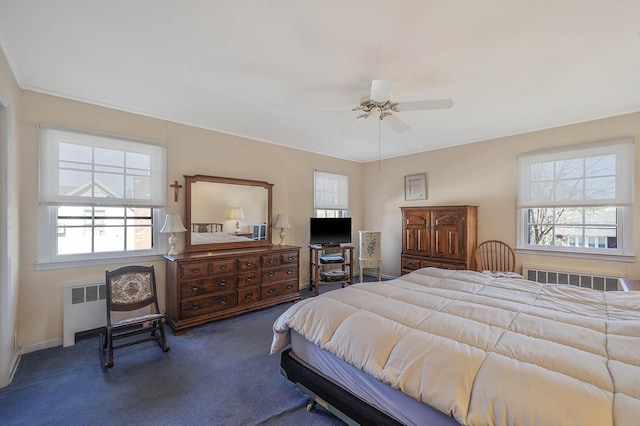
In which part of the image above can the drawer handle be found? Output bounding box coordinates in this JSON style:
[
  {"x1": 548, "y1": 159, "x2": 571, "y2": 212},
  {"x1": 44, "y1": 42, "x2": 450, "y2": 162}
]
[
  {"x1": 244, "y1": 292, "x2": 253, "y2": 299},
  {"x1": 246, "y1": 261, "x2": 253, "y2": 267},
  {"x1": 267, "y1": 288, "x2": 275, "y2": 294},
  {"x1": 191, "y1": 285, "x2": 200, "y2": 292},
  {"x1": 245, "y1": 276, "x2": 252, "y2": 282},
  {"x1": 287, "y1": 256, "x2": 294, "y2": 261},
  {"x1": 287, "y1": 284, "x2": 293, "y2": 289},
  {"x1": 267, "y1": 272, "x2": 275, "y2": 278},
  {"x1": 192, "y1": 267, "x2": 200, "y2": 273},
  {"x1": 219, "y1": 280, "x2": 227, "y2": 286},
  {"x1": 220, "y1": 264, "x2": 227, "y2": 271},
  {"x1": 269, "y1": 258, "x2": 275, "y2": 264},
  {"x1": 219, "y1": 298, "x2": 227, "y2": 305},
  {"x1": 287, "y1": 269, "x2": 293, "y2": 275},
  {"x1": 191, "y1": 303, "x2": 200, "y2": 310},
  {"x1": 408, "y1": 262, "x2": 415, "y2": 267}
]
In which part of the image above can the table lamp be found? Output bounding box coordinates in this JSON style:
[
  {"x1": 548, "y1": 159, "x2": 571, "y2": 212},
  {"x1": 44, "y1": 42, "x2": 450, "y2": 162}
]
[
  {"x1": 230, "y1": 207, "x2": 244, "y2": 233},
  {"x1": 160, "y1": 213, "x2": 187, "y2": 255},
  {"x1": 274, "y1": 214, "x2": 291, "y2": 245}
]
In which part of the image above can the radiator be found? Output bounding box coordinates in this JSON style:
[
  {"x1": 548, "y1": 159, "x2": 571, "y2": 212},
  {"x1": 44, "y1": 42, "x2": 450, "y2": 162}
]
[
  {"x1": 521, "y1": 265, "x2": 621, "y2": 291},
  {"x1": 62, "y1": 281, "x2": 107, "y2": 347}
]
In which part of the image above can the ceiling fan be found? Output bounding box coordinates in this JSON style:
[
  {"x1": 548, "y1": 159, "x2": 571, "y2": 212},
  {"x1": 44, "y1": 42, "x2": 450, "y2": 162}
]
[{"x1": 346, "y1": 80, "x2": 453, "y2": 133}]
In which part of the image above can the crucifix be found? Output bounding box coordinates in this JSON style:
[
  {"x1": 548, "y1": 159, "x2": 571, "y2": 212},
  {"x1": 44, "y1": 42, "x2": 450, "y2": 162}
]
[{"x1": 169, "y1": 180, "x2": 182, "y2": 202}]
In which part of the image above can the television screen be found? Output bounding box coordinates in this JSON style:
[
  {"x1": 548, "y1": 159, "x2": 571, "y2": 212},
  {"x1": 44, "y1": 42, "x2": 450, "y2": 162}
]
[{"x1": 309, "y1": 217, "x2": 352, "y2": 246}]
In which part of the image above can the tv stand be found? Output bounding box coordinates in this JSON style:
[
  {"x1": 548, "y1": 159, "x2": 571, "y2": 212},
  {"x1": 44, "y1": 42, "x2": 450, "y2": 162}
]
[{"x1": 309, "y1": 245, "x2": 354, "y2": 296}]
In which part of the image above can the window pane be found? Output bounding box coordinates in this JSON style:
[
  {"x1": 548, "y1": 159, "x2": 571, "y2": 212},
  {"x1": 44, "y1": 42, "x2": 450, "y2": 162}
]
[
  {"x1": 55, "y1": 206, "x2": 154, "y2": 257},
  {"x1": 584, "y1": 207, "x2": 616, "y2": 224},
  {"x1": 585, "y1": 154, "x2": 615, "y2": 177},
  {"x1": 527, "y1": 207, "x2": 618, "y2": 249},
  {"x1": 95, "y1": 226, "x2": 124, "y2": 252},
  {"x1": 555, "y1": 158, "x2": 583, "y2": 179},
  {"x1": 528, "y1": 222, "x2": 553, "y2": 245},
  {"x1": 128, "y1": 226, "x2": 152, "y2": 250}
]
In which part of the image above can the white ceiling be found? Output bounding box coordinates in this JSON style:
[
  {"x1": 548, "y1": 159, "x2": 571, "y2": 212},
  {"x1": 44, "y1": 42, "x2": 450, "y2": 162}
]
[{"x1": 1, "y1": 1, "x2": 639, "y2": 163}]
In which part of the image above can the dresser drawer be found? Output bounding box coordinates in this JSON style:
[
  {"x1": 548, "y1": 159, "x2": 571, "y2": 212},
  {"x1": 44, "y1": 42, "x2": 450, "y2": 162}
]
[
  {"x1": 180, "y1": 275, "x2": 237, "y2": 299},
  {"x1": 401, "y1": 256, "x2": 421, "y2": 271},
  {"x1": 262, "y1": 254, "x2": 282, "y2": 267},
  {"x1": 181, "y1": 291, "x2": 237, "y2": 318},
  {"x1": 238, "y1": 271, "x2": 261, "y2": 288},
  {"x1": 211, "y1": 259, "x2": 236, "y2": 274},
  {"x1": 281, "y1": 251, "x2": 298, "y2": 265},
  {"x1": 180, "y1": 261, "x2": 210, "y2": 279},
  {"x1": 263, "y1": 265, "x2": 298, "y2": 284},
  {"x1": 237, "y1": 256, "x2": 260, "y2": 272},
  {"x1": 237, "y1": 286, "x2": 261, "y2": 306},
  {"x1": 262, "y1": 280, "x2": 297, "y2": 299}
]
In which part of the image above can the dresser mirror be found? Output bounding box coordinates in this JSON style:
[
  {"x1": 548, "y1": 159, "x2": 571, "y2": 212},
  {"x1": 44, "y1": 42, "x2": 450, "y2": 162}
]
[{"x1": 184, "y1": 175, "x2": 273, "y2": 252}]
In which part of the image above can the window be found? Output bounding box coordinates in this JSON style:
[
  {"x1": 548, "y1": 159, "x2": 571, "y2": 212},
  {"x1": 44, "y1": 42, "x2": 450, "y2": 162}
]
[
  {"x1": 516, "y1": 138, "x2": 634, "y2": 257},
  {"x1": 314, "y1": 170, "x2": 348, "y2": 218},
  {"x1": 38, "y1": 125, "x2": 166, "y2": 266}
]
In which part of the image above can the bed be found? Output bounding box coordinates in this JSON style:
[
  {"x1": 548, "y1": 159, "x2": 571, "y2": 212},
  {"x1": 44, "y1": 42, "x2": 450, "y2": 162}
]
[
  {"x1": 190, "y1": 222, "x2": 253, "y2": 244},
  {"x1": 271, "y1": 267, "x2": 640, "y2": 425}
]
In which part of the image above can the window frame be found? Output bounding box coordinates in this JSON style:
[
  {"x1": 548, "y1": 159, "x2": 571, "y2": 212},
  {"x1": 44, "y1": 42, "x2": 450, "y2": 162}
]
[
  {"x1": 37, "y1": 124, "x2": 167, "y2": 268},
  {"x1": 516, "y1": 138, "x2": 634, "y2": 259}
]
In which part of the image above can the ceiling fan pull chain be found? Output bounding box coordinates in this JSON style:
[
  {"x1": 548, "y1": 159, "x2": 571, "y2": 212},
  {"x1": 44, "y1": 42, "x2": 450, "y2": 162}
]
[{"x1": 378, "y1": 117, "x2": 381, "y2": 173}]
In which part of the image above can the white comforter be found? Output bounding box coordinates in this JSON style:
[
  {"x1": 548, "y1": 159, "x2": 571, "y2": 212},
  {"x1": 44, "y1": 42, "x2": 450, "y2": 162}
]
[{"x1": 271, "y1": 268, "x2": 640, "y2": 426}]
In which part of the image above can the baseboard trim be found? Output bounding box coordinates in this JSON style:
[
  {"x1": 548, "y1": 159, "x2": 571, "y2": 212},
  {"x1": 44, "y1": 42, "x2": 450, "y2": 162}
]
[
  {"x1": 8, "y1": 352, "x2": 20, "y2": 384},
  {"x1": 20, "y1": 337, "x2": 62, "y2": 355}
]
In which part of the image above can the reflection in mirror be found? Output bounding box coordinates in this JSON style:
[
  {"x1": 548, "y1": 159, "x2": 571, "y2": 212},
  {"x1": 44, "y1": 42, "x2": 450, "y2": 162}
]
[{"x1": 185, "y1": 175, "x2": 273, "y2": 252}]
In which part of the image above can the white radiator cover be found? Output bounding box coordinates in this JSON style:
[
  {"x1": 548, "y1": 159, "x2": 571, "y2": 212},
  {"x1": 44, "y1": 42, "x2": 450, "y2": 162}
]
[
  {"x1": 62, "y1": 281, "x2": 152, "y2": 347},
  {"x1": 62, "y1": 281, "x2": 107, "y2": 347},
  {"x1": 521, "y1": 265, "x2": 621, "y2": 291}
]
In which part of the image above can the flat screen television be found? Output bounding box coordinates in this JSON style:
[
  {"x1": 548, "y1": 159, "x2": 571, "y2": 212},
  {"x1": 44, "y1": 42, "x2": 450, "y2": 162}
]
[{"x1": 309, "y1": 217, "x2": 352, "y2": 246}]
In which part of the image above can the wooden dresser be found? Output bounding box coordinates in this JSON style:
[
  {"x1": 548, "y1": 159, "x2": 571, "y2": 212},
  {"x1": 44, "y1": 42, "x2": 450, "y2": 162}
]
[
  {"x1": 165, "y1": 245, "x2": 301, "y2": 334},
  {"x1": 401, "y1": 206, "x2": 477, "y2": 275}
]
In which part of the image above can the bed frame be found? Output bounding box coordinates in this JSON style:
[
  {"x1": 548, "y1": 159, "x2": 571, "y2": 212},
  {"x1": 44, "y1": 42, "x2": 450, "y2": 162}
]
[{"x1": 280, "y1": 349, "x2": 404, "y2": 426}]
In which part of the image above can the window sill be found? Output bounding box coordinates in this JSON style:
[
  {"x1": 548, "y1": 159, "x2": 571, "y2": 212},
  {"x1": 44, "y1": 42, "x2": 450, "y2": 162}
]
[
  {"x1": 35, "y1": 254, "x2": 166, "y2": 271},
  {"x1": 515, "y1": 248, "x2": 635, "y2": 263}
]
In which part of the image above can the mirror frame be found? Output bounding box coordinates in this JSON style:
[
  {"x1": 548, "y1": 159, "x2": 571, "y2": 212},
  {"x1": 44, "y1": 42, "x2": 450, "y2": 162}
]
[{"x1": 184, "y1": 174, "x2": 273, "y2": 253}]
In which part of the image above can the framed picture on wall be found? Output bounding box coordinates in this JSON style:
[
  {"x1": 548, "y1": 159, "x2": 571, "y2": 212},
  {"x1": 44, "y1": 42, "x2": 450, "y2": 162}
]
[{"x1": 404, "y1": 173, "x2": 427, "y2": 201}]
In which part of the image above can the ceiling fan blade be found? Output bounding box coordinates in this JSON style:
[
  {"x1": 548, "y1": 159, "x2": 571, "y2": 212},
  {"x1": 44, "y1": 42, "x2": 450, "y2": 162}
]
[
  {"x1": 370, "y1": 80, "x2": 393, "y2": 103},
  {"x1": 382, "y1": 114, "x2": 410, "y2": 133},
  {"x1": 395, "y1": 98, "x2": 453, "y2": 111}
]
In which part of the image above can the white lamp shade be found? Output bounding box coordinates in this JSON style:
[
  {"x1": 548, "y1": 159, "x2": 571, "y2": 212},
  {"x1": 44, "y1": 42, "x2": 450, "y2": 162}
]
[
  {"x1": 160, "y1": 213, "x2": 187, "y2": 233},
  {"x1": 274, "y1": 214, "x2": 291, "y2": 228},
  {"x1": 230, "y1": 207, "x2": 245, "y2": 220}
]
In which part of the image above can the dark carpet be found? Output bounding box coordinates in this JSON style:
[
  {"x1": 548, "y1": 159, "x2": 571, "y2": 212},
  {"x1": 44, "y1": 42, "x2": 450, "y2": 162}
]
[{"x1": 0, "y1": 283, "x2": 351, "y2": 426}]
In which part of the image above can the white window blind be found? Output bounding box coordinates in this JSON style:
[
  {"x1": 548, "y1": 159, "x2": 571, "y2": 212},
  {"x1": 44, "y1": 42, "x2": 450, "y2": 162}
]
[
  {"x1": 39, "y1": 125, "x2": 166, "y2": 207},
  {"x1": 517, "y1": 138, "x2": 634, "y2": 209},
  {"x1": 314, "y1": 170, "x2": 349, "y2": 210}
]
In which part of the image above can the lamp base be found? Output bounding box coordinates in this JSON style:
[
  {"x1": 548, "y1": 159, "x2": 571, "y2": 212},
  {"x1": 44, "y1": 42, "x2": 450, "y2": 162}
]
[
  {"x1": 167, "y1": 233, "x2": 178, "y2": 256},
  {"x1": 279, "y1": 228, "x2": 286, "y2": 245}
]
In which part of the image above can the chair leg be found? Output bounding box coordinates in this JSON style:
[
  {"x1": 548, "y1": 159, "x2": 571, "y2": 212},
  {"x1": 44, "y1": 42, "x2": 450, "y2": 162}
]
[
  {"x1": 106, "y1": 330, "x2": 115, "y2": 369},
  {"x1": 159, "y1": 321, "x2": 170, "y2": 353},
  {"x1": 99, "y1": 332, "x2": 113, "y2": 370}
]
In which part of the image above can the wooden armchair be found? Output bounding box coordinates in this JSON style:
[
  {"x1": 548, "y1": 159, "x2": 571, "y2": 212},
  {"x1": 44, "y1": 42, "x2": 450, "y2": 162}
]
[{"x1": 475, "y1": 240, "x2": 523, "y2": 278}]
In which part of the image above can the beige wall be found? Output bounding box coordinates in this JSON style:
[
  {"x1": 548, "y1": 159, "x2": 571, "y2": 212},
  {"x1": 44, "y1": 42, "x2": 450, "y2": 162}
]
[
  {"x1": 364, "y1": 112, "x2": 640, "y2": 280},
  {"x1": 18, "y1": 91, "x2": 364, "y2": 351},
  {"x1": 0, "y1": 45, "x2": 22, "y2": 386}
]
